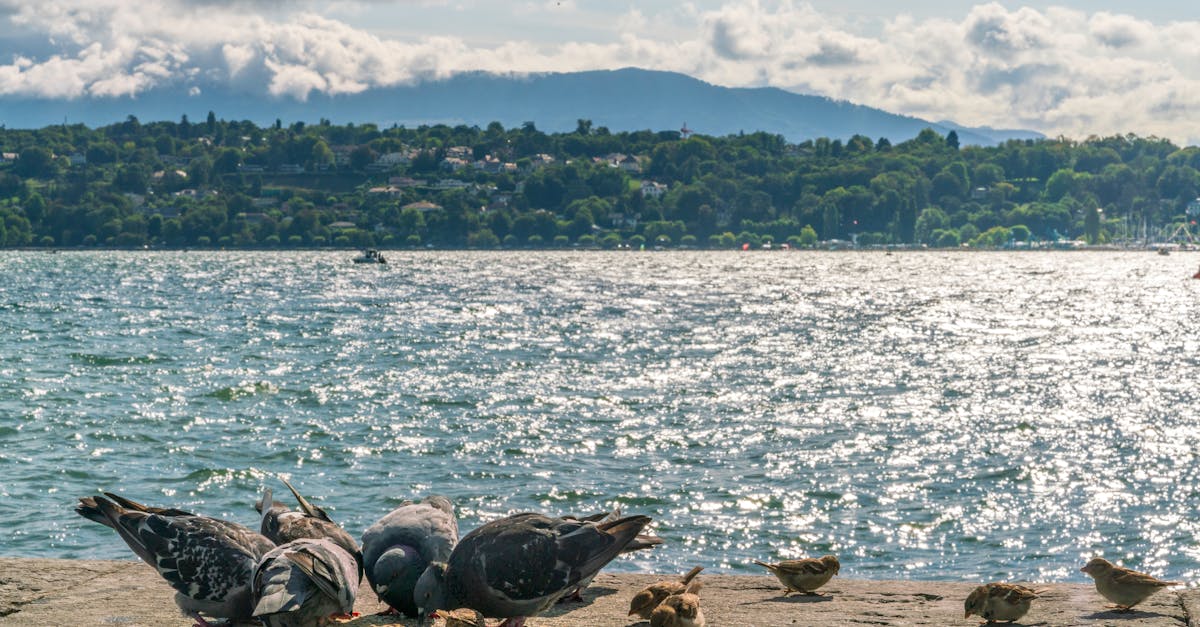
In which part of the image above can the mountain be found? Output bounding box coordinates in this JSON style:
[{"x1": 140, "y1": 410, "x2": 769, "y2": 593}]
[{"x1": 0, "y1": 67, "x2": 1042, "y2": 145}]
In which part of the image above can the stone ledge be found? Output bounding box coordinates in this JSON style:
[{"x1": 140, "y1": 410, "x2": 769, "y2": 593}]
[{"x1": 0, "y1": 558, "x2": 1192, "y2": 626}]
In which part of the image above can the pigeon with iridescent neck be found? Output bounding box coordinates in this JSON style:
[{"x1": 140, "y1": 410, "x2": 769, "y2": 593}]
[{"x1": 360, "y1": 495, "x2": 458, "y2": 617}]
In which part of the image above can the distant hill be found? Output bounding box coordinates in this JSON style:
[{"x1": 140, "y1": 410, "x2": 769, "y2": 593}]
[{"x1": 0, "y1": 67, "x2": 1042, "y2": 145}]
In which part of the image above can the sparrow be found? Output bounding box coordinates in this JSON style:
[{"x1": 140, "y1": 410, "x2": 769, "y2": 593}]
[
  {"x1": 650, "y1": 581, "x2": 705, "y2": 627},
  {"x1": 1081, "y1": 557, "x2": 1180, "y2": 611},
  {"x1": 964, "y1": 582, "x2": 1042, "y2": 624},
  {"x1": 752, "y1": 554, "x2": 840, "y2": 595},
  {"x1": 629, "y1": 566, "x2": 704, "y2": 619},
  {"x1": 432, "y1": 607, "x2": 487, "y2": 627}
]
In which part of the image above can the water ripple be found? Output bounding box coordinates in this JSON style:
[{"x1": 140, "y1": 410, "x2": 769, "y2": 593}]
[{"x1": 1, "y1": 250, "x2": 1198, "y2": 582}]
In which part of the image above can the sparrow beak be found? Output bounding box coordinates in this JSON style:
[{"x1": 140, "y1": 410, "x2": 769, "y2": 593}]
[{"x1": 964, "y1": 611, "x2": 971, "y2": 618}]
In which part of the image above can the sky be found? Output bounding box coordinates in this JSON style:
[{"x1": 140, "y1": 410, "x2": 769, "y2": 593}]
[{"x1": 1, "y1": 1, "x2": 1199, "y2": 144}]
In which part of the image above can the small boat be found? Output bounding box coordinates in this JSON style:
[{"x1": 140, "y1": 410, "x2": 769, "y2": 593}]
[{"x1": 353, "y1": 249, "x2": 387, "y2": 264}]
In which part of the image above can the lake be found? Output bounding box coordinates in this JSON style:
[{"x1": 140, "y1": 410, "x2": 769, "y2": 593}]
[{"x1": 1, "y1": 249, "x2": 1198, "y2": 583}]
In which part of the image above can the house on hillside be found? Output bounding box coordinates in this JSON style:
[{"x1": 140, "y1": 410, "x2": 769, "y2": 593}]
[
  {"x1": 368, "y1": 186, "x2": 405, "y2": 199},
  {"x1": 403, "y1": 200, "x2": 442, "y2": 213},
  {"x1": 618, "y1": 155, "x2": 642, "y2": 173},
  {"x1": 330, "y1": 145, "x2": 356, "y2": 166},
  {"x1": 434, "y1": 179, "x2": 470, "y2": 190},
  {"x1": 440, "y1": 157, "x2": 469, "y2": 172},
  {"x1": 389, "y1": 176, "x2": 420, "y2": 188},
  {"x1": 640, "y1": 180, "x2": 668, "y2": 199}
]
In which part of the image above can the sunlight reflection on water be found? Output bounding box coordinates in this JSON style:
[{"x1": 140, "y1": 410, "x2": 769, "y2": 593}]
[{"x1": 1, "y1": 250, "x2": 1199, "y2": 582}]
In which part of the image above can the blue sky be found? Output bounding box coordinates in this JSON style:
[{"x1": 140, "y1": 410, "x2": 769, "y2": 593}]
[{"x1": 2, "y1": 1, "x2": 1199, "y2": 143}]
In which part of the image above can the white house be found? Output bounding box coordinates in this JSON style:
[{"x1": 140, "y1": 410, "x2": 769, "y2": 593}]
[{"x1": 640, "y1": 181, "x2": 668, "y2": 199}]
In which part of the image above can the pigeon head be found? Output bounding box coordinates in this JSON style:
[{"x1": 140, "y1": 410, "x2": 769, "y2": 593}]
[
  {"x1": 373, "y1": 545, "x2": 423, "y2": 608},
  {"x1": 414, "y1": 561, "x2": 449, "y2": 618}
]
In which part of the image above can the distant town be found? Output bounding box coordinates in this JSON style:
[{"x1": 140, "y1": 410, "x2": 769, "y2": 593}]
[{"x1": 0, "y1": 114, "x2": 1197, "y2": 250}]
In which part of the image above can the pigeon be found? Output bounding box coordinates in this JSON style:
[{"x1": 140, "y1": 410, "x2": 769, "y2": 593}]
[
  {"x1": 360, "y1": 495, "x2": 458, "y2": 617},
  {"x1": 1080, "y1": 557, "x2": 1180, "y2": 611},
  {"x1": 256, "y1": 477, "x2": 362, "y2": 576},
  {"x1": 558, "y1": 507, "x2": 663, "y2": 602},
  {"x1": 432, "y1": 607, "x2": 487, "y2": 627},
  {"x1": 413, "y1": 512, "x2": 653, "y2": 627},
  {"x1": 629, "y1": 566, "x2": 704, "y2": 619},
  {"x1": 650, "y1": 580, "x2": 705, "y2": 627},
  {"x1": 752, "y1": 555, "x2": 840, "y2": 595},
  {"x1": 251, "y1": 533, "x2": 360, "y2": 626},
  {"x1": 964, "y1": 583, "x2": 1042, "y2": 624},
  {"x1": 75, "y1": 493, "x2": 275, "y2": 626}
]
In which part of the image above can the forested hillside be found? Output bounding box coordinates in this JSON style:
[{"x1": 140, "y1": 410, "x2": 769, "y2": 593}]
[{"x1": 0, "y1": 114, "x2": 1196, "y2": 249}]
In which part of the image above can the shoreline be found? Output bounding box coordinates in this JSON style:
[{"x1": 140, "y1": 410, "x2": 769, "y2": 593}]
[
  {"x1": 1, "y1": 558, "x2": 1194, "y2": 626},
  {"x1": 4, "y1": 244, "x2": 1199, "y2": 253}
]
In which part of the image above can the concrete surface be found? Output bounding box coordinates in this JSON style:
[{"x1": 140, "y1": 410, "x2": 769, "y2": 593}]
[{"x1": 0, "y1": 558, "x2": 1193, "y2": 626}]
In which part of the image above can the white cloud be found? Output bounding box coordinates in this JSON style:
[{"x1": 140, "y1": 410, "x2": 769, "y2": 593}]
[{"x1": 1, "y1": 0, "x2": 1200, "y2": 143}]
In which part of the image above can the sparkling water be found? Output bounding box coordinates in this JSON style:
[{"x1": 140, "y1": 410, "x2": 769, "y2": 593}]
[{"x1": 1, "y1": 250, "x2": 1198, "y2": 582}]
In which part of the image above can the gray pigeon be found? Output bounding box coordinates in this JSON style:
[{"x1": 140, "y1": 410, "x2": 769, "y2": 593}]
[
  {"x1": 413, "y1": 512, "x2": 652, "y2": 627},
  {"x1": 256, "y1": 478, "x2": 361, "y2": 576},
  {"x1": 360, "y1": 495, "x2": 458, "y2": 617},
  {"x1": 76, "y1": 493, "x2": 275, "y2": 625},
  {"x1": 251, "y1": 536, "x2": 361, "y2": 627}
]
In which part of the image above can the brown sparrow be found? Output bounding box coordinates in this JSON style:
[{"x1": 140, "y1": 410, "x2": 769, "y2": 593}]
[
  {"x1": 752, "y1": 554, "x2": 840, "y2": 595},
  {"x1": 1081, "y1": 557, "x2": 1180, "y2": 611},
  {"x1": 964, "y1": 582, "x2": 1042, "y2": 624},
  {"x1": 629, "y1": 566, "x2": 704, "y2": 619},
  {"x1": 650, "y1": 581, "x2": 705, "y2": 627}
]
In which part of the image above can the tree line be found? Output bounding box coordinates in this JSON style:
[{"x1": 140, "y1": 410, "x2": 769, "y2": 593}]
[{"x1": 0, "y1": 112, "x2": 1197, "y2": 249}]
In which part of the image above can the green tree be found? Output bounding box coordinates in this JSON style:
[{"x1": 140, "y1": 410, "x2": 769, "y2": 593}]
[
  {"x1": 914, "y1": 207, "x2": 949, "y2": 244},
  {"x1": 14, "y1": 147, "x2": 57, "y2": 178},
  {"x1": 946, "y1": 130, "x2": 960, "y2": 150},
  {"x1": 821, "y1": 201, "x2": 840, "y2": 240},
  {"x1": 798, "y1": 224, "x2": 818, "y2": 248},
  {"x1": 1084, "y1": 206, "x2": 1101, "y2": 244}
]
